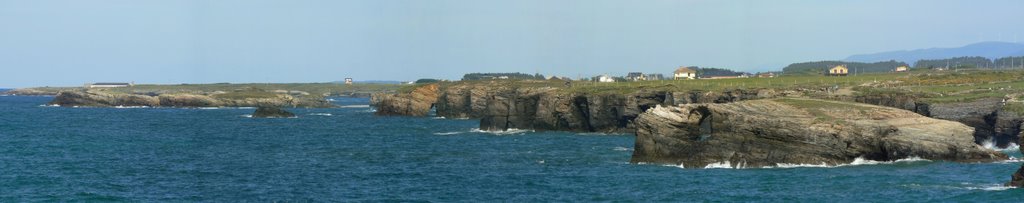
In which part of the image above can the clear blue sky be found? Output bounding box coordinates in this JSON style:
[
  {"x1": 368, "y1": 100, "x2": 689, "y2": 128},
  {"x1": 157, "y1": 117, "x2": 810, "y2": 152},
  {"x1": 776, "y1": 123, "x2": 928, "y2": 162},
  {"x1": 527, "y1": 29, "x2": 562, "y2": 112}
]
[{"x1": 2, "y1": 0, "x2": 1024, "y2": 87}]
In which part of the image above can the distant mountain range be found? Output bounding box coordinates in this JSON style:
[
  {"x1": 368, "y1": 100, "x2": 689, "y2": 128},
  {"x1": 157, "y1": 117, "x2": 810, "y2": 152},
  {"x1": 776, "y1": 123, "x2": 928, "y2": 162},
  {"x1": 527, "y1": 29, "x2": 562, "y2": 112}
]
[{"x1": 845, "y1": 42, "x2": 1024, "y2": 64}]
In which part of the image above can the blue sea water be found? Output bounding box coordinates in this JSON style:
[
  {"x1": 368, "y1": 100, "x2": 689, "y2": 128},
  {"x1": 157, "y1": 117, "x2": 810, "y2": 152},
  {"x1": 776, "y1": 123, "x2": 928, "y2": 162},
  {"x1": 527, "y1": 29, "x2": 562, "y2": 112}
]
[{"x1": 1, "y1": 96, "x2": 1023, "y2": 202}]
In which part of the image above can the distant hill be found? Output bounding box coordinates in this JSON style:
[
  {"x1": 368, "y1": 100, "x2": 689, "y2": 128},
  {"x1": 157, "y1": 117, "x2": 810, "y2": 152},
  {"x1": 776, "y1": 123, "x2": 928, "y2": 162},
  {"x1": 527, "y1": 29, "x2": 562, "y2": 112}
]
[{"x1": 845, "y1": 42, "x2": 1024, "y2": 64}]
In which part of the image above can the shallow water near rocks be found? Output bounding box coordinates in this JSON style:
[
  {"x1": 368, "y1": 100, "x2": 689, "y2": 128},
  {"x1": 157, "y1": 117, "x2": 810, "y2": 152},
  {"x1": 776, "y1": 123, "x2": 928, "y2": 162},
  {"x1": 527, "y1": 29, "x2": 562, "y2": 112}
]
[{"x1": 1, "y1": 96, "x2": 1022, "y2": 201}]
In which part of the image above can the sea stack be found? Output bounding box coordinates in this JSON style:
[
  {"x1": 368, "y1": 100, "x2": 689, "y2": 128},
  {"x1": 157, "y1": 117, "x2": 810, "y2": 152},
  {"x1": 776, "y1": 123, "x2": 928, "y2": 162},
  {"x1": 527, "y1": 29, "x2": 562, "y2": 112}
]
[
  {"x1": 252, "y1": 106, "x2": 296, "y2": 118},
  {"x1": 630, "y1": 98, "x2": 1007, "y2": 168}
]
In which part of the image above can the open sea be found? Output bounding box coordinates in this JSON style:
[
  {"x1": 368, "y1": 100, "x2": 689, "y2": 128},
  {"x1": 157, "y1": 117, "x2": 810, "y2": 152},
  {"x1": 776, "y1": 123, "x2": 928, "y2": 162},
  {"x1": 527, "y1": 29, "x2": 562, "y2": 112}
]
[{"x1": 1, "y1": 95, "x2": 1023, "y2": 201}]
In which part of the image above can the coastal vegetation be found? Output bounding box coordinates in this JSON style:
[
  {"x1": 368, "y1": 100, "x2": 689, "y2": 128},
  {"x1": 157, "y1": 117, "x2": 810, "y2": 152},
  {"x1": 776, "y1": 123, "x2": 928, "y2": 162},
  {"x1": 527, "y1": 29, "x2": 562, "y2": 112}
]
[{"x1": 782, "y1": 60, "x2": 909, "y2": 75}]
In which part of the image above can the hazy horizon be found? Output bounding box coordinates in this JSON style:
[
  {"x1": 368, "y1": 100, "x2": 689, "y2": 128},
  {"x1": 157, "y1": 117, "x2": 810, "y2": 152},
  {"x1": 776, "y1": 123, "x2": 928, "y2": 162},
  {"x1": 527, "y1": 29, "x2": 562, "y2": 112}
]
[{"x1": 4, "y1": 0, "x2": 1024, "y2": 88}]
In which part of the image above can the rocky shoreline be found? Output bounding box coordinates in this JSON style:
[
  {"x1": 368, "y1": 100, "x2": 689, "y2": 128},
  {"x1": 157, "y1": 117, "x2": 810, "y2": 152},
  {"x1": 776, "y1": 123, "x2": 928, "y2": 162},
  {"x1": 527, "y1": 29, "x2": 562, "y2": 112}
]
[
  {"x1": 48, "y1": 90, "x2": 335, "y2": 108},
  {"x1": 630, "y1": 98, "x2": 1006, "y2": 168},
  {"x1": 370, "y1": 81, "x2": 1018, "y2": 171},
  {"x1": 371, "y1": 82, "x2": 1024, "y2": 148}
]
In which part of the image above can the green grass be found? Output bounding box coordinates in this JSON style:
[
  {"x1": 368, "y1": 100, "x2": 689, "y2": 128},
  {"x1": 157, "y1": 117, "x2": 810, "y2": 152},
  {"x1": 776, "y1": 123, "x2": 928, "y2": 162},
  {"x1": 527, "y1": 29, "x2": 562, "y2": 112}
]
[{"x1": 210, "y1": 91, "x2": 280, "y2": 100}]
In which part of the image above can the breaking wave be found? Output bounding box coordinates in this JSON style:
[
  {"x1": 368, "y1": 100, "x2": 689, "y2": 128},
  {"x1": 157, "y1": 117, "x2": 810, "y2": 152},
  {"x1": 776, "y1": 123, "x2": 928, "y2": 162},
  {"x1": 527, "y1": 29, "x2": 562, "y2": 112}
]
[
  {"x1": 38, "y1": 104, "x2": 60, "y2": 107},
  {"x1": 114, "y1": 105, "x2": 150, "y2": 109},
  {"x1": 198, "y1": 107, "x2": 256, "y2": 110},
  {"x1": 340, "y1": 105, "x2": 370, "y2": 108},
  {"x1": 471, "y1": 128, "x2": 536, "y2": 134},
  {"x1": 980, "y1": 138, "x2": 1019, "y2": 152},
  {"x1": 308, "y1": 113, "x2": 332, "y2": 116},
  {"x1": 671, "y1": 156, "x2": 932, "y2": 169},
  {"x1": 613, "y1": 147, "x2": 632, "y2": 151},
  {"x1": 433, "y1": 131, "x2": 464, "y2": 135},
  {"x1": 964, "y1": 184, "x2": 1016, "y2": 191},
  {"x1": 240, "y1": 114, "x2": 253, "y2": 118}
]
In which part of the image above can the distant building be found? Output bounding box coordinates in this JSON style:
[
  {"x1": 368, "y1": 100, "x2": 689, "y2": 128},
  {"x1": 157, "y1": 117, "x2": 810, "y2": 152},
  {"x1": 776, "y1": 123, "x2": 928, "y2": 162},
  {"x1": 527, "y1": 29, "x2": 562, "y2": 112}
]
[
  {"x1": 895, "y1": 66, "x2": 909, "y2": 72},
  {"x1": 827, "y1": 65, "x2": 849, "y2": 76},
  {"x1": 87, "y1": 82, "x2": 133, "y2": 88},
  {"x1": 758, "y1": 72, "x2": 776, "y2": 78},
  {"x1": 646, "y1": 73, "x2": 665, "y2": 80},
  {"x1": 626, "y1": 72, "x2": 646, "y2": 81},
  {"x1": 344, "y1": 78, "x2": 353, "y2": 85},
  {"x1": 596, "y1": 75, "x2": 615, "y2": 83},
  {"x1": 674, "y1": 66, "x2": 697, "y2": 80}
]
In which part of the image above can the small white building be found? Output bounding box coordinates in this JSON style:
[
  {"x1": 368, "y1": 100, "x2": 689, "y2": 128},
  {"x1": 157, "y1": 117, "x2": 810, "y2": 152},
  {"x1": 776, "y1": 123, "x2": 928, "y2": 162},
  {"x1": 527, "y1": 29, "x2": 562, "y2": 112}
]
[
  {"x1": 597, "y1": 75, "x2": 615, "y2": 83},
  {"x1": 895, "y1": 66, "x2": 909, "y2": 72},
  {"x1": 87, "y1": 82, "x2": 133, "y2": 88},
  {"x1": 674, "y1": 66, "x2": 697, "y2": 80}
]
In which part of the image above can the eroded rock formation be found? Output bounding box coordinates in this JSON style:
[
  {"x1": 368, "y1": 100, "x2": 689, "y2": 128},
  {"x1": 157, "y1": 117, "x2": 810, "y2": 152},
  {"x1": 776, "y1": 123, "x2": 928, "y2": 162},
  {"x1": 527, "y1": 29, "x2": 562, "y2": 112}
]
[{"x1": 630, "y1": 98, "x2": 1007, "y2": 168}]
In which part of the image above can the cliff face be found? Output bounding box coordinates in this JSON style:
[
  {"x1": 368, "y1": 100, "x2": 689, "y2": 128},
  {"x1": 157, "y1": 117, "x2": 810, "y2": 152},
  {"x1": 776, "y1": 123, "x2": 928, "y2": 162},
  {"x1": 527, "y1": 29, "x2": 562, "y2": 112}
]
[
  {"x1": 372, "y1": 84, "x2": 440, "y2": 116},
  {"x1": 630, "y1": 98, "x2": 1007, "y2": 168},
  {"x1": 372, "y1": 82, "x2": 781, "y2": 132},
  {"x1": 49, "y1": 91, "x2": 334, "y2": 108},
  {"x1": 856, "y1": 92, "x2": 1021, "y2": 147}
]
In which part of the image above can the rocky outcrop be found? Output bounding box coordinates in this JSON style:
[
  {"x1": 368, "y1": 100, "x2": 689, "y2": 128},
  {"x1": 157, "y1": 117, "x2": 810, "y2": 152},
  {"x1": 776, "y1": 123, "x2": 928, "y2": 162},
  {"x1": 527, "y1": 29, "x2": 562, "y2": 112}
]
[
  {"x1": 373, "y1": 84, "x2": 440, "y2": 116},
  {"x1": 370, "y1": 81, "x2": 784, "y2": 132},
  {"x1": 2, "y1": 88, "x2": 62, "y2": 96},
  {"x1": 49, "y1": 91, "x2": 160, "y2": 107},
  {"x1": 630, "y1": 98, "x2": 1007, "y2": 168},
  {"x1": 856, "y1": 92, "x2": 1022, "y2": 148},
  {"x1": 252, "y1": 106, "x2": 296, "y2": 118},
  {"x1": 49, "y1": 90, "x2": 334, "y2": 108}
]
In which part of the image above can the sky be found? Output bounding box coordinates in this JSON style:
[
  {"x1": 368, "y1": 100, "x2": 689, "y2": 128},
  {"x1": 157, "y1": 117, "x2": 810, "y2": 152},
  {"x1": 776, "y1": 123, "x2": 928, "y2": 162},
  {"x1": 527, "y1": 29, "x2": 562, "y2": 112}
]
[{"x1": 2, "y1": 0, "x2": 1024, "y2": 87}]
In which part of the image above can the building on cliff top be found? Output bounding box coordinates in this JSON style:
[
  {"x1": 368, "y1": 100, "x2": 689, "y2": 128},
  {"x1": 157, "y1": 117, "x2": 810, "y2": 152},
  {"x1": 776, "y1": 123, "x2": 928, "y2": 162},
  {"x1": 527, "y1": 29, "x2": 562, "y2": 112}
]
[
  {"x1": 87, "y1": 82, "x2": 133, "y2": 88},
  {"x1": 674, "y1": 66, "x2": 697, "y2": 80},
  {"x1": 895, "y1": 66, "x2": 909, "y2": 72},
  {"x1": 827, "y1": 65, "x2": 848, "y2": 76},
  {"x1": 626, "y1": 72, "x2": 646, "y2": 81}
]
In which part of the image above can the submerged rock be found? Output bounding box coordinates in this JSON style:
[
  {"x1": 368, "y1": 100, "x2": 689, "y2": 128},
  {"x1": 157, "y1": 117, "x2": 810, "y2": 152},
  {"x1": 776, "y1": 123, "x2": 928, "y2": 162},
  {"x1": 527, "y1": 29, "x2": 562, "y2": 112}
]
[
  {"x1": 252, "y1": 106, "x2": 296, "y2": 118},
  {"x1": 630, "y1": 98, "x2": 1007, "y2": 168}
]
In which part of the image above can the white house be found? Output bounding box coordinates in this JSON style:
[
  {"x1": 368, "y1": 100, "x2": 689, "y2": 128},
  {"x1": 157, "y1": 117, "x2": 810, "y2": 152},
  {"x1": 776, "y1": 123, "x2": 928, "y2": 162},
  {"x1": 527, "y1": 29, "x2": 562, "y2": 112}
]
[
  {"x1": 597, "y1": 75, "x2": 615, "y2": 83},
  {"x1": 674, "y1": 66, "x2": 697, "y2": 80}
]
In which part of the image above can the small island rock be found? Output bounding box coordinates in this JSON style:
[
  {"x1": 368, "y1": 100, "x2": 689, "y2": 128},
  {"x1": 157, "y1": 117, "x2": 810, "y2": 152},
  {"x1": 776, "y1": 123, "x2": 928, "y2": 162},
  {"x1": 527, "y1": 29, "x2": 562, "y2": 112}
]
[{"x1": 252, "y1": 106, "x2": 296, "y2": 118}]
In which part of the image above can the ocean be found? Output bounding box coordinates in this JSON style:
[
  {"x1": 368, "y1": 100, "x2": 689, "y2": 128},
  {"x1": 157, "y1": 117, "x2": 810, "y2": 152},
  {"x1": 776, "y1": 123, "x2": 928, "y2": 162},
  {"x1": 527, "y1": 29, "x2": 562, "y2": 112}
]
[{"x1": 1, "y1": 96, "x2": 1022, "y2": 201}]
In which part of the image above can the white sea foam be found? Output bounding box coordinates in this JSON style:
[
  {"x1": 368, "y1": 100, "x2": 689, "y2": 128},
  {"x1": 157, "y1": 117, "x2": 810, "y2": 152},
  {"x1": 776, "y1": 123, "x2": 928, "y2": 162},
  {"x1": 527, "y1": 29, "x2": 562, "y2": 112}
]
[
  {"x1": 431, "y1": 116, "x2": 446, "y2": 119},
  {"x1": 613, "y1": 147, "x2": 632, "y2": 151},
  {"x1": 669, "y1": 156, "x2": 931, "y2": 170},
  {"x1": 240, "y1": 114, "x2": 252, "y2": 118},
  {"x1": 470, "y1": 128, "x2": 534, "y2": 135},
  {"x1": 340, "y1": 105, "x2": 370, "y2": 108},
  {"x1": 772, "y1": 163, "x2": 832, "y2": 168},
  {"x1": 308, "y1": 113, "x2": 332, "y2": 116},
  {"x1": 704, "y1": 161, "x2": 734, "y2": 169},
  {"x1": 433, "y1": 131, "x2": 463, "y2": 135},
  {"x1": 965, "y1": 184, "x2": 1015, "y2": 191},
  {"x1": 326, "y1": 98, "x2": 336, "y2": 102},
  {"x1": 38, "y1": 104, "x2": 60, "y2": 107},
  {"x1": 114, "y1": 105, "x2": 150, "y2": 109}
]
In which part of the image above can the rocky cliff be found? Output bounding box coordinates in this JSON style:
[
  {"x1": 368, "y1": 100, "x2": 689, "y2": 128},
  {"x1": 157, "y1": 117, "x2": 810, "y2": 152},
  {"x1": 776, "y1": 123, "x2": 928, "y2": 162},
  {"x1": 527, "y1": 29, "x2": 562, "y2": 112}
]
[
  {"x1": 371, "y1": 81, "x2": 783, "y2": 132},
  {"x1": 372, "y1": 84, "x2": 440, "y2": 116},
  {"x1": 630, "y1": 98, "x2": 1007, "y2": 168},
  {"x1": 49, "y1": 90, "x2": 334, "y2": 108},
  {"x1": 856, "y1": 92, "x2": 1021, "y2": 148}
]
